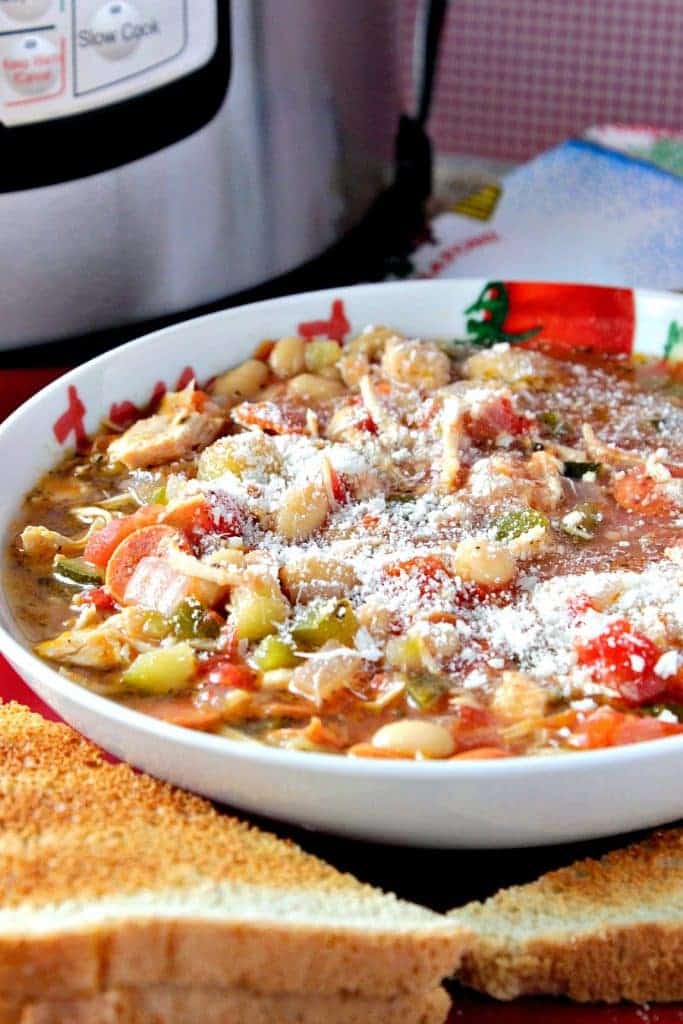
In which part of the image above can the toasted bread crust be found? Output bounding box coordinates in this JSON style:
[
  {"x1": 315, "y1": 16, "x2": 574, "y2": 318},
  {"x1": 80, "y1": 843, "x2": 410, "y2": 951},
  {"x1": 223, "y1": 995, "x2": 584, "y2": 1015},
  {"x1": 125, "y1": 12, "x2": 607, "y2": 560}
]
[
  {"x1": 0, "y1": 919, "x2": 462, "y2": 1002},
  {"x1": 452, "y1": 828, "x2": 683, "y2": 1002},
  {"x1": 0, "y1": 704, "x2": 465, "y2": 1001},
  {"x1": 0, "y1": 985, "x2": 451, "y2": 1024},
  {"x1": 458, "y1": 923, "x2": 683, "y2": 1002}
]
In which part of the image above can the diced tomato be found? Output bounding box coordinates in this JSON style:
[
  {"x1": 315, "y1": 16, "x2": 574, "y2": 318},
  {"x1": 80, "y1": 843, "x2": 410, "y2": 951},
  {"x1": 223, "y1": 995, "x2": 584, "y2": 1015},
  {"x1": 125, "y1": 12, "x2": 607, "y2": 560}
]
[
  {"x1": 466, "y1": 396, "x2": 532, "y2": 443},
  {"x1": 197, "y1": 492, "x2": 245, "y2": 539},
  {"x1": 80, "y1": 587, "x2": 116, "y2": 612},
  {"x1": 328, "y1": 467, "x2": 350, "y2": 506},
  {"x1": 358, "y1": 415, "x2": 378, "y2": 434},
  {"x1": 452, "y1": 705, "x2": 500, "y2": 752},
  {"x1": 571, "y1": 706, "x2": 683, "y2": 749},
  {"x1": 166, "y1": 493, "x2": 245, "y2": 550},
  {"x1": 383, "y1": 555, "x2": 450, "y2": 597},
  {"x1": 201, "y1": 657, "x2": 258, "y2": 691},
  {"x1": 453, "y1": 580, "x2": 514, "y2": 607},
  {"x1": 613, "y1": 469, "x2": 672, "y2": 516},
  {"x1": 571, "y1": 706, "x2": 621, "y2": 748},
  {"x1": 83, "y1": 505, "x2": 164, "y2": 568},
  {"x1": 576, "y1": 619, "x2": 664, "y2": 705}
]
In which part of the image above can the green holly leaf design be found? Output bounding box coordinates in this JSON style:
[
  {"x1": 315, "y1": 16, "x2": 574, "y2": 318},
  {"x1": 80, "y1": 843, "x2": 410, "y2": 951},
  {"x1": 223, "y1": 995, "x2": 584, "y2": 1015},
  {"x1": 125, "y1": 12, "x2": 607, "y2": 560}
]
[
  {"x1": 464, "y1": 281, "x2": 542, "y2": 348},
  {"x1": 664, "y1": 321, "x2": 683, "y2": 364}
]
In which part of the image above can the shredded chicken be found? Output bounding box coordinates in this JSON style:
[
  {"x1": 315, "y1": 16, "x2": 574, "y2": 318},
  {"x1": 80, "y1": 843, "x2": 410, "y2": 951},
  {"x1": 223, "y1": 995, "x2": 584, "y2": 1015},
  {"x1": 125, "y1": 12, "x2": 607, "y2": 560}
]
[
  {"x1": 581, "y1": 423, "x2": 642, "y2": 468},
  {"x1": 36, "y1": 616, "x2": 133, "y2": 670},
  {"x1": 20, "y1": 525, "x2": 86, "y2": 561},
  {"x1": 107, "y1": 385, "x2": 224, "y2": 469},
  {"x1": 441, "y1": 394, "x2": 465, "y2": 491}
]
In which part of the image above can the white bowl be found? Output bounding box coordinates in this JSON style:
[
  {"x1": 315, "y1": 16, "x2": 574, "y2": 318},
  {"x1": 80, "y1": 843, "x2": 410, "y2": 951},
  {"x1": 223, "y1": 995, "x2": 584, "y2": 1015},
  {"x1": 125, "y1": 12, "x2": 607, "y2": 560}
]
[{"x1": 2, "y1": 280, "x2": 683, "y2": 848}]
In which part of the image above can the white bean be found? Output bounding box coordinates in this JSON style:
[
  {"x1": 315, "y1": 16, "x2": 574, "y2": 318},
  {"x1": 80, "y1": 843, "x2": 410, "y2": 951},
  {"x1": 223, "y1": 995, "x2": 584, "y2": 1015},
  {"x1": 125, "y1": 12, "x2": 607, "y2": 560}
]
[
  {"x1": 452, "y1": 537, "x2": 516, "y2": 587},
  {"x1": 211, "y1": 359, "x2": 269, "y2": 401},
  {"x1": 276, "y1": 479, "x2": 329, "y2": 540},
  {"x1": 269, "y1": 336, "x2": 306, "y2": 379},
  {"x1": 371, "y1": 720, "x2": 455, "y2": 759},
  {"x1": 286, "y1": 373, "x2": 345, "y2": 401}
]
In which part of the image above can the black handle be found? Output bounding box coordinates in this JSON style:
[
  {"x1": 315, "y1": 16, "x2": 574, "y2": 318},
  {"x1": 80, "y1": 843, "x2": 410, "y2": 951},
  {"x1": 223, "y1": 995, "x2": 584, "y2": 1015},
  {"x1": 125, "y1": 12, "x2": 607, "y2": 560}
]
[
  {"x1": 394, "y1": 0, "x2": 450, "y2": 203},
  {"x1": 414, "y1": 0, "x2": 450, "y2": 126}
]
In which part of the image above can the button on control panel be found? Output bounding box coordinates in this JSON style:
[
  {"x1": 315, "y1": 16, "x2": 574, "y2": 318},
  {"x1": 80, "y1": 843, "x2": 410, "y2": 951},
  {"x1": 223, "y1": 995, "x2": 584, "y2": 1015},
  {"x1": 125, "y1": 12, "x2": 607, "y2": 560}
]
[
  {"x1": 0, "y1": 0, "x2": 52, "y2": 22},
  {"x1": 0, "y1": 0, "x2": 216, "y2": 126},
  {"x1": 4, "y1": 32, "x2": 60, "y2": 95},
  {"x1": 74, "y1": 1, "x2": 187, "y2": 95}
]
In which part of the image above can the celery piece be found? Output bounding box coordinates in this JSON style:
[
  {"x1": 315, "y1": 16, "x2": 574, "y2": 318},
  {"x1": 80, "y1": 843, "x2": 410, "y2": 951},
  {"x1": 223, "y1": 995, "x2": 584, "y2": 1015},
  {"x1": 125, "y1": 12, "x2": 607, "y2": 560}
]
[
  {"x1": 538, "y1": 411, "x2": 566, "y2": 436},
  {"x1": 231, "y1": 583, "x2": 289, "y2": 642},
  {"x1": 405, "y1": 674, "x2": 447, "y2": 710},
  {"x1": 171, "y1": 598, "x2": 220, "y2": 640},
  {"x1": 53, "y1": 556, "x2": 103, "y2": 588},
  {"x1": 141, "y1": 611, "x2": 172, "y2": 641},
  {"x1": 495, "y1": 508, "x2": 549, "y2": 541},
  {"x1": 252, "y1": 634, "x2": 300, "y2": 671},
  {"x1": 561, "y1": 502, "x2": 602, "y2": 540},
  {"x1": 123, "y1": 643, "x2": 196, "y2": 694},
  {"x1": 291, "y1": 599, "x2": 358, "y2": 649},
  {"x1": 151, "y1": 485, "x2": 167, "y2": 505},
  {"x1": 385, "y1": 633, "x2": 427, "y2": 674}
]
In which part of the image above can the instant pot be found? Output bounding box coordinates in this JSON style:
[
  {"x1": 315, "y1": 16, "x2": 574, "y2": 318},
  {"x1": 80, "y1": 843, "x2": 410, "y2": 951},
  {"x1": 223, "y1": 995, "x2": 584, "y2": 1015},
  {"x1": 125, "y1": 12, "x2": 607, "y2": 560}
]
[{"x1": 0, "y1": 0, "x2": 446, "y2": 351}]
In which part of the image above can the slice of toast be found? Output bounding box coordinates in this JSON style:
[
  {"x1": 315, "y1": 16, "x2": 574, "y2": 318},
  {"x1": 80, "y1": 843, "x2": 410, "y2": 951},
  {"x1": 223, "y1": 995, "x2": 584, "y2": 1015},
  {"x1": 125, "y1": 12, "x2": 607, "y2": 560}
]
[
  {"x1": 0, "y1": 703, "x2": 466, "y2": 1003},
  {"x1": 0, "y1": 984, "x2": 450, "y2": 1024},
  {"x1": 450, "y1": 828, "x2": 683, "y2": 1002}
]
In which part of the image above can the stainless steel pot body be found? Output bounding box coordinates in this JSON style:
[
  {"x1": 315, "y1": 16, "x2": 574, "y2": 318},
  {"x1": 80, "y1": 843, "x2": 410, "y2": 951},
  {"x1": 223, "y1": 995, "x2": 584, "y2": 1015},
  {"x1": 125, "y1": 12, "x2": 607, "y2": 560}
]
[{"x1": 0, "y1": 0, "x2": 398, "y2": 349}]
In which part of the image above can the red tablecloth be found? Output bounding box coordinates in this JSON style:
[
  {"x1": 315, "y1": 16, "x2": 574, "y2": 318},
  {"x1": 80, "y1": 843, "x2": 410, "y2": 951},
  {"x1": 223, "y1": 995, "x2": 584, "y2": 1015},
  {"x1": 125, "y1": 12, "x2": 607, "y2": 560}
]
[{"x1": 2, "y1": 367, "x2": 682, "y2": 1023}]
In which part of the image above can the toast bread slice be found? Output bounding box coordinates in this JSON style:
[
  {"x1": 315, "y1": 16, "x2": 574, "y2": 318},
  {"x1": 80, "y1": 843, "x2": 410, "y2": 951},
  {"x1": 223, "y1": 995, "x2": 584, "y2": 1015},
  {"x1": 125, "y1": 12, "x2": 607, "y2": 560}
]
[
  {"x1": 0, "y1": 984, "x2": 450, "y2": 1024},
  {"x1": 0, "y1": 703, "x2": 466, "y2": 1002},
  {"x1": 450, "y1": 828, "x2": 683, "y2": 1002}
]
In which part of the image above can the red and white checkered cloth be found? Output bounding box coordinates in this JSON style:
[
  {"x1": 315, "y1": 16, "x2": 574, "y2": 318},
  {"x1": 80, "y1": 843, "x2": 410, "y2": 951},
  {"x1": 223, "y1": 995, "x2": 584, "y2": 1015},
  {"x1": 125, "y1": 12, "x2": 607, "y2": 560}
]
[{"x1": 399, "y1": 0, "x2": 683, "y2": 160}]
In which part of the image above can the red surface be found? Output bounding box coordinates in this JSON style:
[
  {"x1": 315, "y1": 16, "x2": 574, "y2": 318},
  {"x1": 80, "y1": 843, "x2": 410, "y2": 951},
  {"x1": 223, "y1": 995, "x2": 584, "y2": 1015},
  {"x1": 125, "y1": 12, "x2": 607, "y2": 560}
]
[
  {"x1": 2, "y1": 367, "x2": 683, "y2": 1023},
  {"x1": 0, "y1": 367, "x2": 65, "y2": 421}
]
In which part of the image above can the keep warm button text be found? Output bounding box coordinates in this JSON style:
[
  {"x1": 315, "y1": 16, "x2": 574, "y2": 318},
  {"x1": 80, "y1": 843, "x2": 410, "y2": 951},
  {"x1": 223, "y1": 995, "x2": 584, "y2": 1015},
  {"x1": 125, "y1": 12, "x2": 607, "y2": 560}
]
[
  {"x1": 80, "y1": 2, "x2": 160, "y2": 62},
  {"x1": 4, "y1": 35, "x2": 61, "y2": 97}
]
